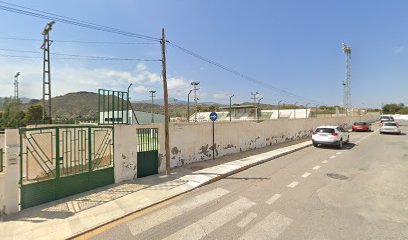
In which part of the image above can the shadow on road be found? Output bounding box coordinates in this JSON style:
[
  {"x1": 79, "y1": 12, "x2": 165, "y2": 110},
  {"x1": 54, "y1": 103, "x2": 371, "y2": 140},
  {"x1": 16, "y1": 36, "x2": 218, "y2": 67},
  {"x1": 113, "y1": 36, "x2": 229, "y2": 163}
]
[{"x1": 316, "y1": 143, "x2": 356, "y2": 151}]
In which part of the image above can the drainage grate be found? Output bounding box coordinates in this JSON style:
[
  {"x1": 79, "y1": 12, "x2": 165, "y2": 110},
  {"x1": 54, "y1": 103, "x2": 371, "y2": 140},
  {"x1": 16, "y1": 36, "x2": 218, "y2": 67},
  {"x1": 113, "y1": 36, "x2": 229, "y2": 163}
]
[{"x1": 327, "y1": 173, "x2": 348, "y2": 180}]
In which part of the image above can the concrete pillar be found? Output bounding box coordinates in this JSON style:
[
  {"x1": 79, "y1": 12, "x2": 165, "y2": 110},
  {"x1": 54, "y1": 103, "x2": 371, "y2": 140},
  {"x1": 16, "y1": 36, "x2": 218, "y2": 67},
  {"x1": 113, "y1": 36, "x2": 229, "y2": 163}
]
[
  {"x1": 114, "y1": 125, "x2": 138, "y2": 183},
  {"x1": 4, "y1": 129, "x2": 20, "y2": 214}
]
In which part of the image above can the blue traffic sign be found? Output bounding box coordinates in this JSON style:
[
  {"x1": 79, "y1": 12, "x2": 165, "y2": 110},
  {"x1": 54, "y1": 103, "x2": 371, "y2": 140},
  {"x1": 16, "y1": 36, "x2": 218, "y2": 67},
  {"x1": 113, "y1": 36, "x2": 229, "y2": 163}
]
[{"x1": 209, "y1": 112, "x2": 218, "y2": 122}]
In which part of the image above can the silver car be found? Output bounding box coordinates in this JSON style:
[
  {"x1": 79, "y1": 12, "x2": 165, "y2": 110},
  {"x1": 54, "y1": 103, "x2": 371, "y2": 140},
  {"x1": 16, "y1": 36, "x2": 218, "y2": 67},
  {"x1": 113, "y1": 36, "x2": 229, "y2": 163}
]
[{"x1": 380, "y1": 121, "x2": 401, "y2": 134}]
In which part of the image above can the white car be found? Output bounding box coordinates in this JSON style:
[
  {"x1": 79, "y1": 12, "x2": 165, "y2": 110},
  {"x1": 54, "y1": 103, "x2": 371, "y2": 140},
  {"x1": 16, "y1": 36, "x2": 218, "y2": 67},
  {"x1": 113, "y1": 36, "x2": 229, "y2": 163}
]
[
  {"x1": 380, "y1": 121, "x2": 401, "y2": 134},
  {"x1": 312, "y1": 126, "x2": 350, "y2": 149}
]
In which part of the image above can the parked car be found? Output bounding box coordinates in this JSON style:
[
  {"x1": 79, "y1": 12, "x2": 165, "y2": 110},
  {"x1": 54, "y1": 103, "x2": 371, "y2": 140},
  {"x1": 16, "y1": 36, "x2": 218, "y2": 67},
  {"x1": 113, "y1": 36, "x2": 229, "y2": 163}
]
[
  {"x1": 380, "y1": 121, "x2": 401, "y2": 134},
  {"x1": 380, "y1": 115, "x2": 395, "y2": 123},
  {"x1": 312, "y1": 126, "x2": 350, "y2": 149},
  {"x1": 352, "y1": 122, "x2": 371, "y2": 132}
]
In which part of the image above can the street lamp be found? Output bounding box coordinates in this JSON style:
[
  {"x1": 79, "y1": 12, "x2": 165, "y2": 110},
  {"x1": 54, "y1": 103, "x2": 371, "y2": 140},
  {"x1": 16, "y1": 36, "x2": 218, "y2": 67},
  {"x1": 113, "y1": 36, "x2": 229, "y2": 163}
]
[
  {"x1": 187, "y1": 89, "x2": 193, "y2": 122},
  {"x1": 315, "y1": 104, "x2": 319, "y2": 118},
  {"x1": 149, "y1": 90, "x2": 156, "y2": 123},
  {"x1": 294, "y1": 101, "x2": 298, "y2": 119},
  {"x1": 229, "y1": 94, "x2": 234, "y2": 122},
  {"x1": 277, "y1": 100, "x2": 283, "y2": 119},
  {"x1": 305, "y1": 103, "x2": 310, "y2": 118}
]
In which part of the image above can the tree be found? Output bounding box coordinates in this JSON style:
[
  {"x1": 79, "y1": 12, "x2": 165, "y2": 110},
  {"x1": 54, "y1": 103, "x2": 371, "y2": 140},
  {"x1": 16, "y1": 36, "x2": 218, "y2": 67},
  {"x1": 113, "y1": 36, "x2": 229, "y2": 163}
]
[
  {"x1": 382, "y1": 103, "x2": 403, "y2": 114},
  {"x1": 25, "y1": 104, "x2": 43, "y2": 122},
  {"x1": 0, "y1": 97, "x2": 26, "y2": 128}
]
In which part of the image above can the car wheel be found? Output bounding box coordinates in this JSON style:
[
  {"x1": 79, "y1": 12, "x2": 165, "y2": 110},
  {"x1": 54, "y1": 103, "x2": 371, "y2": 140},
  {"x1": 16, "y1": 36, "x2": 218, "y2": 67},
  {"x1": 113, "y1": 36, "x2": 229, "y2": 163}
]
[
  {"x1": 338, "y1": 139, "x2": 343, "y2": 149},
  {"x1": 313, "y1": 143, "x2": 318, "y2": 147},
  {"x1": 380, "y1": 131, "x2": 383, "y2": 134}
]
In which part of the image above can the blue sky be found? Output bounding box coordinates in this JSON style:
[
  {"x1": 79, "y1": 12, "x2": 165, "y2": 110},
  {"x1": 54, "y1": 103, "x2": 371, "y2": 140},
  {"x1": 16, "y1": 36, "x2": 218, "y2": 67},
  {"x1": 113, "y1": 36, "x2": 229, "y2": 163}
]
[{"x1": 0, "y1": 0, "x2": 408, "y2": 108}]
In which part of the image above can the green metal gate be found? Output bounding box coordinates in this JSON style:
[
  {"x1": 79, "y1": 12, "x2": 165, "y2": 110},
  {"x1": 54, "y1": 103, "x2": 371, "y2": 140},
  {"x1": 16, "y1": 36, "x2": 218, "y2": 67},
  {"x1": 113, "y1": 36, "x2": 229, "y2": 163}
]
[
  {"x1": 19, "y1": 126, "x2": 114, "y2": 209},
  {"x1": 137, "y1": 128, "x2": 158, "y2": 178},
  {"x1": 0, "y1": 148, "x2": 4, "y2": 172}
]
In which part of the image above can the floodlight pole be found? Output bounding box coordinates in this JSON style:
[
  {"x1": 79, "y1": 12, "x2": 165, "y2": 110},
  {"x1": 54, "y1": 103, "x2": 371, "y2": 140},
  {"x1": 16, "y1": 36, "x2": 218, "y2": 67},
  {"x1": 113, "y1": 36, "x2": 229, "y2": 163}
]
[
  {"x1": 41, "y1": 21, "x2": 55, "y2": 124},
  {"x1": 149, "y1": 90, "x2": 156, "y2": 123}
]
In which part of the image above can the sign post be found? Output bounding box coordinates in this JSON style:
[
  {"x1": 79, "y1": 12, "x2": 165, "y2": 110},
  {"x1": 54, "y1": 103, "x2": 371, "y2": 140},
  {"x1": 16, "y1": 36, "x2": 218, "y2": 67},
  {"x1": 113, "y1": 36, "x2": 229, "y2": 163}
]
[{"x1": 209, "y1": 112, "x2": 218, "y2": 160}]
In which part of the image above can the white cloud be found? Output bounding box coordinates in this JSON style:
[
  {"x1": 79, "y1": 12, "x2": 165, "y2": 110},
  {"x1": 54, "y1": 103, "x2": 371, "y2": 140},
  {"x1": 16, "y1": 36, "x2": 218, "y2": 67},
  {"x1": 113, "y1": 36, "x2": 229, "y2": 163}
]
[
  {"x1": 0, "y1": 60, "x2": 196, "y2": 100},
  {"x1": 133, "y1": 85, "x2": 148, "y2": 93},
  {"x1": 393, "y1": 46, "x2": 404, "y2": 55},
  {"x1": 213, "y1": 92, "x2": 230, "y2": 99}
]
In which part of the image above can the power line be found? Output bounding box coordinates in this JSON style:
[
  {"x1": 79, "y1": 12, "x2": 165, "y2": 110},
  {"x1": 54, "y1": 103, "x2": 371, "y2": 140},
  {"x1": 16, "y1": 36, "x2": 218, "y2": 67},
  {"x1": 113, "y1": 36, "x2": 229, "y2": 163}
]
[
  {"x1": 0, "y1": 1, "x2": 160, "y2": 42},
  {"x1": 0, "y1": 36, "x2": 157, "y2": 45},
  {"x1": 167, "y1": 41, "x2": 320, "y2": 104},
  {"x1": 0, "y1": 53, "x2": 161, "y2": 61},
  {"x1": 0, "y1": 48, "x2": 161, "y2": 61}
]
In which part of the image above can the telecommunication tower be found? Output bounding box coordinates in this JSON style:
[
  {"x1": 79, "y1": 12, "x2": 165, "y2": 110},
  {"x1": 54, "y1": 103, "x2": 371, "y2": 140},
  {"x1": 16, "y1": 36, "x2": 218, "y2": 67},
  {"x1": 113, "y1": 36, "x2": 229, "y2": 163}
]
[{"x1": 342, "y1": 43, "x2": 352, "y2": 111}]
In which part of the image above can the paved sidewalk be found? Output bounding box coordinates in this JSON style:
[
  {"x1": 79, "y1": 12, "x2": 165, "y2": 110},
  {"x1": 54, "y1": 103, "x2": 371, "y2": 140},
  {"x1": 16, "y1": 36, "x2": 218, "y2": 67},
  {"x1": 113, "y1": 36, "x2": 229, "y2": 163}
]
[{"x1": 0, "y1": 139, "x2": 311, "y2": 240}]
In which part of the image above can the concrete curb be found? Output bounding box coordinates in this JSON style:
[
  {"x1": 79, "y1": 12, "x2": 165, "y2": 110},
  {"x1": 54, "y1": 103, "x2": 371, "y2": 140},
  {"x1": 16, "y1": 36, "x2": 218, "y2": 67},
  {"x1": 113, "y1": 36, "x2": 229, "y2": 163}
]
[{"x1": 69, "y1": 141, "x2": 312, "y2": 239}]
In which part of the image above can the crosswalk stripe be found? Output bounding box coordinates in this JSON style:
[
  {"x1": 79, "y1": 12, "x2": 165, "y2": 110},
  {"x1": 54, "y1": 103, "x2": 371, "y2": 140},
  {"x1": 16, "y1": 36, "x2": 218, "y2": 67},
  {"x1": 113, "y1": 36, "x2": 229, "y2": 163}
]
[
  {"x1": 287, "y1": 181, "x2": 299, "y2": 188},
  {"x1": 237, "y1": 212, "x2": 258, "y2": 228},
  {"x1": 163, "y1": 197, "x2": 256, "y2": 240},
  {"x1": 128, "y1": 188, "x2": 229, "y2": 236},
  {"x1": 301, "y1": 172, "x2": 311, "y2": 178},
  {"x1": 239, "y1": 211, "x2": 293, "y2": 239},
  {"x1": 265, "y1": 193, "x2": 281, "y2": 205},
  {"x1": 313, "y1": 165, "x2": 321, "y2": 170}
]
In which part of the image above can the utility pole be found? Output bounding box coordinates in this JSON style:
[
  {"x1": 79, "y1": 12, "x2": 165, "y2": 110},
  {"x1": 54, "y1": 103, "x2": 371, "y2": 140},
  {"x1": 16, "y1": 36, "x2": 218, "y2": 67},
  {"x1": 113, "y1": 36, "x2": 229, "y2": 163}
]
[
  {"x1": 149, "y1": 90, "x2": 156, "y2": 123},
  {"x1": 305, "y1": 103, "x2": 310, "y2": 118},
  {"x1": 41, "y1": 21, "x2": 55, "y2": 124},
  {"x1": 251, "y1": 92, "x2": 259, "y2": 120},
  {"x1": 191, "y1": 82, "x2": 200, "y2": 122},
  {"x1": 250, "y1": 91, "x2": 259, "y2": 106},
  {"x1": 294, "y1": 101, "x2": 298, "y2": 119},
  {"x1": 187, "y1": 89, "x2": 192, "y2": 122},
  {"x1": 229, "y1": 94, "x2": 234, "y2": 122},
  {"x1": 277, "y1": 100, "x2": 283, "y2": 119},
  {"x1": 342, "y1": 43, "x2": 352, "y2": 114},
  {"x1": 315, "y1": 104, "x2": 319, "y2": 118},
  {"x1": 257, "y1": 97, "x2": 263, "y2": 121},
  {"x1": 161, "y1": 28, "x2": 170, "y2": 175},
  {"x1": 14, "y1": 72, "x2": 20, "y2": 102}
]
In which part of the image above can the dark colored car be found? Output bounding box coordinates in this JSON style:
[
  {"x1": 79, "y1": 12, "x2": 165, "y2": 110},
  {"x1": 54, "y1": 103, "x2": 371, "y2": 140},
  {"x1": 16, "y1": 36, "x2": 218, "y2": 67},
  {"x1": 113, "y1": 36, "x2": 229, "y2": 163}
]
[{"x1": 352, "y1": 122, "x2": 371, "y2": 132}]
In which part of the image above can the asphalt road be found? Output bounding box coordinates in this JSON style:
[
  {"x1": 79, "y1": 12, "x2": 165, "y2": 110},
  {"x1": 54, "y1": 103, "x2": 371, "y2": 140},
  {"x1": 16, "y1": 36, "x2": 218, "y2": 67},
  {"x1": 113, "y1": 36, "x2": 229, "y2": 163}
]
[{"x1": 89, "y1": 121, "x2": 408, "y2": 240}]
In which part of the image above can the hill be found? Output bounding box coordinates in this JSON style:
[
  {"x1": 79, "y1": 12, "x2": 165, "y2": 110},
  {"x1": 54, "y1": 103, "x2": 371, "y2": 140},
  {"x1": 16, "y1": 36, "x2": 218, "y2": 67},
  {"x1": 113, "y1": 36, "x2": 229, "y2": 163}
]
[{"x1": 15, "y1": 92, "x2": 228, "y2": 119}]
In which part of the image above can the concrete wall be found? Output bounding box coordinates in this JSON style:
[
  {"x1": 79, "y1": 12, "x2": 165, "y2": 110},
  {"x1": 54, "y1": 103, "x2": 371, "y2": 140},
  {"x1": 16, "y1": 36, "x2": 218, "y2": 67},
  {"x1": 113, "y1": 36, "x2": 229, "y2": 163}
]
[
  {"x1": 167, "y1": 113, "x2": 379, "y2": 169},
  {"x1": 113, "y1": 123, "x2": 165, "y2": 183},
  {"x1": 112, "y1": 113, "x2": 379, "y2": 182},
  {"x1": 0, "y1": 129, "x2": 20, "y2": 215}
]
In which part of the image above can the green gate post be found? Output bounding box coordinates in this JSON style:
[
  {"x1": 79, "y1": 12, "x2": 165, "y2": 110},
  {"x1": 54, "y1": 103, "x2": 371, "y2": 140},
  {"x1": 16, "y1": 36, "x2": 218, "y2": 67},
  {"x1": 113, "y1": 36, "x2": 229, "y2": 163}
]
[
  {"x1": 55, "y1": 128, "x2": 60, "y2": 180},
  {"x1": 88, "y1": 127, "x2": 92, "y2": 171}
]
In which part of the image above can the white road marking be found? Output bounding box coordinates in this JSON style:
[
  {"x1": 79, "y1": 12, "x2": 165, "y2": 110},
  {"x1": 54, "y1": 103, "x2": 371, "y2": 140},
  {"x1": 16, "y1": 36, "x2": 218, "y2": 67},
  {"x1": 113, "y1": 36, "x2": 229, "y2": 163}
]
[
  {"x1": 313, "y1": 165, "x2": 321, "y2": 170},
  {"x1": 336, "y1": 152, "x2": 342, "y2": 155},
  {"x1": 301, "y1": 172, "x2": 311, "y2": 178},
  {"x1": 355, "y1": 129, "x2": 379, "y2": 144},
  {"x1": 322, "y1": 160, "x2": 328, "y2": 164},
  {"x1": 128, "y1": 188, "x2": 229, "y2": 236},
  {"x1": 163, "y1": 197, "x2": 255, "y2": 240},
  {"x1": 237, "y1": 212, "x2": 258, "y2": 228},
  {"x1": 239, "y1": 211, "x2": 293, "y2": 239},
  {"x1": 266, "y1": 193, "x2": 282, "y2": 205},
  {"x1": 329, "y1": 155, "x2": 336, "y2": 159},
  {"x1": 287, "y1": 181, "x2": 299, "y2": 188}
]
